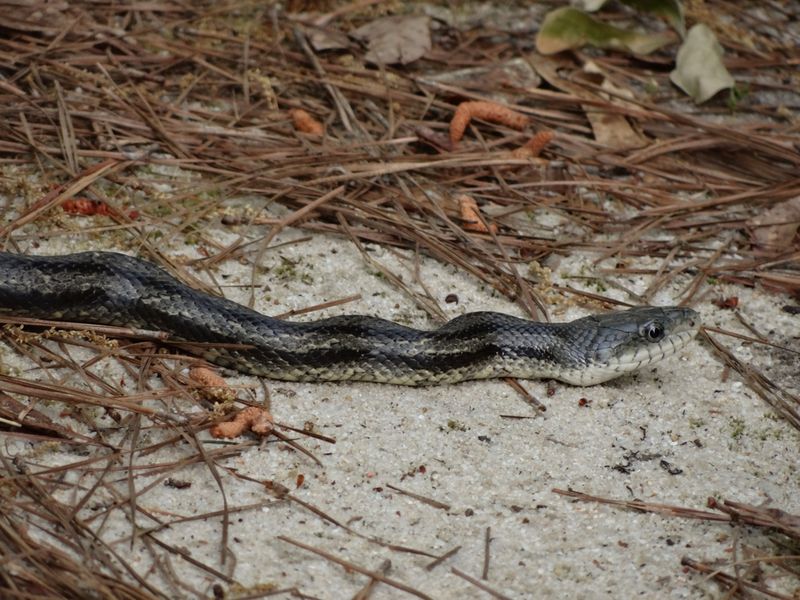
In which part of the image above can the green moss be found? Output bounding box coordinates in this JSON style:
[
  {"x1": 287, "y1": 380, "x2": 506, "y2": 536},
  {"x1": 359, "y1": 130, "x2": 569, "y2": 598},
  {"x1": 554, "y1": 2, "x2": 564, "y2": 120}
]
[
  {"x1": 272, "y1": 256, "x2": 314, "y2": 285},
  {"x1": 729, "y1": 417, "x2": 746, "y2": 440},
  {"x1": 727, "y1": 82, "x2": 751, "y2": 111},
  {"x1": 445, "y1": 419, "x2": 467, "y2": 432},
  {"x1": 183, "y1": 231, "x2": 201, "y2": 246},
  {"x1": 756, "y1": 428, "x2": 783, "y2": 441},
  {"x1": 274, "y1": 257, "x2": 298, "y2": 280}
]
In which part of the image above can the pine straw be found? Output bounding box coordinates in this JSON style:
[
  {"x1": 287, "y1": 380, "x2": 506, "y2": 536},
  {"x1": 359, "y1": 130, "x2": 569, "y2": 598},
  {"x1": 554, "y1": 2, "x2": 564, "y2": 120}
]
[
  {"x1": 555, "y1": 489, "x2": 800, "y2": 600},
  {"x1": 0, "y1": 1, "x2": 798, "y2": 598},
  {"x1": 0, "y1": 318, "x2": 343, "y2": 599}
]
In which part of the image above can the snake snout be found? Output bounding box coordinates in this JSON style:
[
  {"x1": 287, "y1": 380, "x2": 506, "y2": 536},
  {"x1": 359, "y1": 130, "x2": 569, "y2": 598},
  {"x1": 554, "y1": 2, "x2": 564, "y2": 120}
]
[{"x1": 585, "y1": 306, "x2": 700, "y2": 382}]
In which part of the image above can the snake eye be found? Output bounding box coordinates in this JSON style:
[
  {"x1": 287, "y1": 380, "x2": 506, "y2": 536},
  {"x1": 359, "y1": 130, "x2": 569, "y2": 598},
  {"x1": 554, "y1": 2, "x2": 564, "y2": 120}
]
[{"x1": 641, "y1": 321, "x2": 665, "y2": 342}]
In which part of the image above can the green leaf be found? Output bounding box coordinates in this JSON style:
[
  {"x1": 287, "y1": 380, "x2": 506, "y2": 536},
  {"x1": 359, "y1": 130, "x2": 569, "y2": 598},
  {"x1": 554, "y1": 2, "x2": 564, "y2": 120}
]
[
  {"x1": 669, "y1": 24, "x2": 734, "y2": 103},
  {"x1": 536, "y1": 7, "x2": 676, "y2": 55}
]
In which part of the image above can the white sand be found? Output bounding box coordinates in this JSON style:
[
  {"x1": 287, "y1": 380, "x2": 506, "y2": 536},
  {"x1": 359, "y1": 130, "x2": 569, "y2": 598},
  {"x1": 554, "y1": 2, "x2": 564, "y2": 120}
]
[{"x1": 2, "y1": 215, "x2": 798, "y2": 599}]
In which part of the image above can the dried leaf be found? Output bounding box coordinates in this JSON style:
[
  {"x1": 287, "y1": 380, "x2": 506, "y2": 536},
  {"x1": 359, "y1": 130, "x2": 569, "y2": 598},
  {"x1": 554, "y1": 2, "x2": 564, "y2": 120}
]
[
  {"x1": 670, "y1": 24, "x2": 734, "y2": 103},
  {"x1": 457, "y1": 194, "x2": 497, "y2": 234},
  {"x1": 536, "y1": 7, "x2": 676, "y2": 55},
  {"x1": 417, "y1": 58, "x2": 541, "y2": 104},
  {"x1": 308, "y1": 26, "x2": 351, "y2": 51},
  {"x1": 351, "y1": 15, "x2": 431, "y2": 65},
  {"x1": 748, "y1": 196, "x2": 800, "y2": 254},
  {"x1": 581, "y1": 62, "x2": 647, "y2": 149}
]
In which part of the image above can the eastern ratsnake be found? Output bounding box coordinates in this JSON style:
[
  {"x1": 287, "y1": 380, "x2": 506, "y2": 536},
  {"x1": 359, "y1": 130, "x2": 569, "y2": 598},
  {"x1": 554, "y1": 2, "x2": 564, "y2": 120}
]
[{"x1": 0, "y1": 251, "x2": 699, "y2": 386}]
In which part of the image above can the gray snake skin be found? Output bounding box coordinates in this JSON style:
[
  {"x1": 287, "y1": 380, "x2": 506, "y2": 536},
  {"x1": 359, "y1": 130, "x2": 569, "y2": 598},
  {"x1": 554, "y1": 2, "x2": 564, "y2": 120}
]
[{"x1": 0, "y1": 252, "x2": 699, "y2": 385}]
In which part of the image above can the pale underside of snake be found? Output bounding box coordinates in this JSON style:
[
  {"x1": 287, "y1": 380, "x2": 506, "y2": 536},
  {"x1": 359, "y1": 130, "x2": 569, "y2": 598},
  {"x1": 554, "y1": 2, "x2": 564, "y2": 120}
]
[{"x1": 0, "y1": 252, "x2": 700, "y2": 386}]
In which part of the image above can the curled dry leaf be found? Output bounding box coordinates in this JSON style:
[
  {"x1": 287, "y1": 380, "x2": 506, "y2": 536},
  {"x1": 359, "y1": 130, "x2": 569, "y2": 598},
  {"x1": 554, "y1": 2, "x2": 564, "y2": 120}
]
[
  {"x1": 670, "y1": 24, "x2": 734, "y2": 104},
  {"x1": 458, "y1": 194, "x2": 497, "y2": 234},
  {"x1": 210, "y1": 406, "x2": 274, "y2": 439},
  {"x1": 579, "y1": 62, "x2": 647, "y2": 149},
  {"x1": 748, "y1": 196, "x2": 800, "y2": 255},
  {"x1": 350, "y1": 15, "x2": 431, "y2": 65},
  {"x1": 289, "y1": 108, "x2": 324, "y2": 136},
  {"x1": 189, "y1": 366, "x2": 236, "y2": 402},
  {"x1": 307, "y1": 26, "x2": 350, "y2": 52},
  {"x1": 449, "y1": 101, "x2": 529, "y2": 146}
]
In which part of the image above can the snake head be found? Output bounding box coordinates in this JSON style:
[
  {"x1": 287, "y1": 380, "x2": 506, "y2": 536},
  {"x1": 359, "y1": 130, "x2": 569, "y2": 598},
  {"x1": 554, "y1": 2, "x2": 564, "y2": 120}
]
[{"x1": 568, "y1": 306, "x2": 700, "y2": 385}]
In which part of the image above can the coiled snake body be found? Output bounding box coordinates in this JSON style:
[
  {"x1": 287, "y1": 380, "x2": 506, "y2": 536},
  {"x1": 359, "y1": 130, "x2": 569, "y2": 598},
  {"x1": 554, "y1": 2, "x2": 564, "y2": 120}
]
[{"x1": 0, "y1": 252, "x2": 699, "y2": 386}]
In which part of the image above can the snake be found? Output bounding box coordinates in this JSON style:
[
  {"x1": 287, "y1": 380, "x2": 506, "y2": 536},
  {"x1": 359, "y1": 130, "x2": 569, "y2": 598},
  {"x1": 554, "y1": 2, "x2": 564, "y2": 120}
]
[{"x1": 0, "y1": 251, "x2": 699, "y2": 386}]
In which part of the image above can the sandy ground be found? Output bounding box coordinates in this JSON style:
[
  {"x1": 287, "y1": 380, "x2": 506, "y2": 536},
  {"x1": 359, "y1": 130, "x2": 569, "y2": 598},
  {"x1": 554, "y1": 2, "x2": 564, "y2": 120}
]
[{"x1": 1, "y1": 213, "x2": 798, "y2": 599}]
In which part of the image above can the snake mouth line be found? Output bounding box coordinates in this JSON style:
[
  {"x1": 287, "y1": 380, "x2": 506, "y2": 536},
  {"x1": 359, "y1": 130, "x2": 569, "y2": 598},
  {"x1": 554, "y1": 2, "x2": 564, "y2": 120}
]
[{"x1": 613, "y1": 329, "x2": 698, "y2": 369}]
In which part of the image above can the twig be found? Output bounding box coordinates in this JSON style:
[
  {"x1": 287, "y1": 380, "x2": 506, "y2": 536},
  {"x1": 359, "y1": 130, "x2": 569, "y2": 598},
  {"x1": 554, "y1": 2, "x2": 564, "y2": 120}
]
[
  {"x1": 385, "y1": 484, "x2": 451, "y2": 510},
  {"x1": 278, "y1": 536, "x2": 433, "y2": 600},
  {"x1": 451, "y1": 567, "x2": 514, "y2": 600}
]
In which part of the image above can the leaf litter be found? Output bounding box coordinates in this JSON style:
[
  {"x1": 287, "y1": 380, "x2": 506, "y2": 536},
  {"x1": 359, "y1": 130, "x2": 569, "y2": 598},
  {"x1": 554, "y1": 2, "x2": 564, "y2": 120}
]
[{"x1": 0, "y1": 0, "x2": 798, "y2": 598}]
